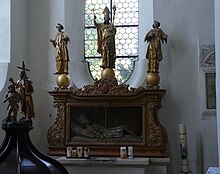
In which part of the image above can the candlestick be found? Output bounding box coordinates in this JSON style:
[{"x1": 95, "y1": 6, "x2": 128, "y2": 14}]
[{"x1": 179, "y1": 124, "x2": 191, "y2": 173}]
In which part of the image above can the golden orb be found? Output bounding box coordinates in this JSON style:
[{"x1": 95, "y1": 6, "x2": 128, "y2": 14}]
[
  {"x1": 56, "y1": 74, "x2": 71, "y2": 88},
  {"x1": 146, "y1": 73, "x2": 160, "y2": 86},
  {"x1": 101, "y1": 68, "x2": 115, "y2": 79}
]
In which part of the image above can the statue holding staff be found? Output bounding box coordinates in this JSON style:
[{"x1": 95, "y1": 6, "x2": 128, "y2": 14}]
[{"x1": 93, "y1": 6, "x2": 117, "y2": 69}]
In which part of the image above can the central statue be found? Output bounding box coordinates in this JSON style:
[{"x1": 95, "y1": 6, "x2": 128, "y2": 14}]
[{"x1": 93, "y1": 6, "x2": 117, "y2": 70}]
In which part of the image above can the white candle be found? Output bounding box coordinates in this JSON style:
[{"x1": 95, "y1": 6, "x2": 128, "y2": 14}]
[{"x1": 179, "y1": 124, "x2": 190, "y2": 173}]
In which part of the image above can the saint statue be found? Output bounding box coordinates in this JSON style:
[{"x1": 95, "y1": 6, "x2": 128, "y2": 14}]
[
  {"x1": 94, "y1": 6, "x2": 117, "y2": 69},
  {"x1": 144, "y1": 21, "x2": 168, "y2": 73},
  {"x1": 50, "y1": 23, "x2": 70, "y2": 74},
  {"x1": 9, "y1": 62, "x2": 35, "y2": 120},
  {"x1": 3, "y1": 84, "x2": 20, "y2": 121}
]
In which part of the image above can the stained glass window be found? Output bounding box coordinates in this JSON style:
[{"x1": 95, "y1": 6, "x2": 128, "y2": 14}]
[{"x1": 85, "y1": 0, "x2": 139, "y2": 84}]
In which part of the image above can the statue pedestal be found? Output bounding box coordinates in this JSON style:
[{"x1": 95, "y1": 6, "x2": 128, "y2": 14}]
[{"x1": 0, "y1": 121, "x2": 68, "y2": 174}]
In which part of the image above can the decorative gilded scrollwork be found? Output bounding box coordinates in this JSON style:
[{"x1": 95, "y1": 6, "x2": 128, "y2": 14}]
[
  {"x1": 147, "y1": 101, "x2": 167, "y2": 147},
  {"x1": 71, "y1": 77, "x2": 145, "y2": 96},
  {"x1": 48, "y1": 77, "x2": 167, "y2": 157},
  {"x1": 47, "y1": 103, "x2": 65, "y2": 146}
]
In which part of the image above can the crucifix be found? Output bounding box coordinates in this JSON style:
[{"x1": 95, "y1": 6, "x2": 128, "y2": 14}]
[
  {"x1": 17, "y1": 61, "x2": 30, "y2": 118},
  {"x1": 10, "y1": 61, "x2": 35, "y2": 120},
  {"x1": 17, "y1": 61, "x2": 30, "y2": 73}
]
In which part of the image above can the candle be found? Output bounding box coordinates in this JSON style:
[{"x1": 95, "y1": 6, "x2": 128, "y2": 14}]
[{"x1": 179, "y1": 124, "x2": 190, "y2": 173}]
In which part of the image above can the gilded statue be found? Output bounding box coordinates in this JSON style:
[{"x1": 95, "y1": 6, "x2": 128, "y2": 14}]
[
  {"x1": 50, "y1": 23, "x2": 70, "y2": 74},
  {"x1": 9, "y1": 62, "x2": 35, "y2": 120},
  {"x1": 144, "y1": 21, "x2": 168, "y2": 73},
  {"x1": 93, "y1": 6, "x2": 117, "y2": 69},
  {"x1": 3, "y1": 84, "x2": 20, "y2": 121}
]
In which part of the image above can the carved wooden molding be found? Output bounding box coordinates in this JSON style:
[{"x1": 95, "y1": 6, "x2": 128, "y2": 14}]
[
  {"x1": 48, "y1": 77, "x2": 167, "y2": 157},
  {"x1": 47, "y1": 103, "x2": 65, "y2": 146},
  {"x1": 147, "y1": 101, "x2": 167, "y2": 147},
  {"x1": 54, "y1": 77, "x2": 145, "y2": 96}
]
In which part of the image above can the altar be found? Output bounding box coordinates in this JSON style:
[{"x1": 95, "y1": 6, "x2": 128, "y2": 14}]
[
  {"x1": 47, "y1": 77, "x2": 167, "y2": 157},
  {"x1": 56, "y1": 156, "x2": 170, "y2": 174},
  {"x1": 46, "y1": 3, "x2": 169, "y2": 163}
]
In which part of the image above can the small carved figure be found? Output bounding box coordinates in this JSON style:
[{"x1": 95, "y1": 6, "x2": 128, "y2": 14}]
[
  {"x1": 3, "y1": 84, "x2": 20, "y2": 121},
  {"x1": 93, "y1": 6, "x2": 117, "y2": 69},
  {"x1": 144, "y1": 21, "x2": 168, "y2": 73},
  {"x1": 50, "y1": 23, "x2": 70, "y2": 74},
  {"x1": 9, "y1": 62, "x2": 35, "y2": 120}
]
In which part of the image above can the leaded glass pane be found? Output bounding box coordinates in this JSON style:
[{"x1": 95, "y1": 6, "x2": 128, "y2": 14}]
[{"x1": 85, "y1": 0, "x2": 138, "y2": 84}]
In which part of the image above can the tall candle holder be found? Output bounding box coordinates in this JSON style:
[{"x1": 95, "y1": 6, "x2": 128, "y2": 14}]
[{"x1": 179, "y1": 124, "x2": 191, "y2": 174}]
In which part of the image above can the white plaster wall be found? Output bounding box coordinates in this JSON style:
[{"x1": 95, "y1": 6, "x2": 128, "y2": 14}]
[
  {"x1": 0, "y1": 0, "x2": 66, "y2": 152},
  {"x1": 0, "y1": 0, "x2": 28, "y2": 142},
  {"x1": 0, "y1": 0, "x2": 10, "y2": 92},
  {"x1": 126, "y1": 0, "x2": 152, "y2": 87},
  {"x1": 26, "y1": 0, "x2": 65, "y2": 151},
  {"x1": 65, "y1": 0, "x2": 94, "y2": 88},
  {"x1": 215, "y1": 0, "x2": 220, "y2": 168},
  {"x1": 154, "y1": 0, "x2": 217, "y2": 173},
  {"x1": 0, "y1": 0, "x2": 10, "y2": 63},
  {"x1": 0, "y1": 0, "x2": 218, "y2": 174}
]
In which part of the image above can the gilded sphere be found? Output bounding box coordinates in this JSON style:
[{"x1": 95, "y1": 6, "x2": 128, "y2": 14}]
[
  {"x1": 146, "y1": 73, "x2": 160, "y2": 86},
  {"x1": 101, "y1": 68, "x2": 115, "y2": 79},
  {"x1": 56, "y1": 74, "x2": 71, "y2": 88}
]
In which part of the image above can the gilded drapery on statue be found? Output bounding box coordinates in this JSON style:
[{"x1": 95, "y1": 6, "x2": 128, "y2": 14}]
[
  {"x1": 50, "y1": 23, "x2": 70, "y2": 74},
  {"x1": 94, "y1": 6, "x2": 117, "y2": 69},
  {"x1": 144, "y1": 21, "x2": 168, "y2": 73}
]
